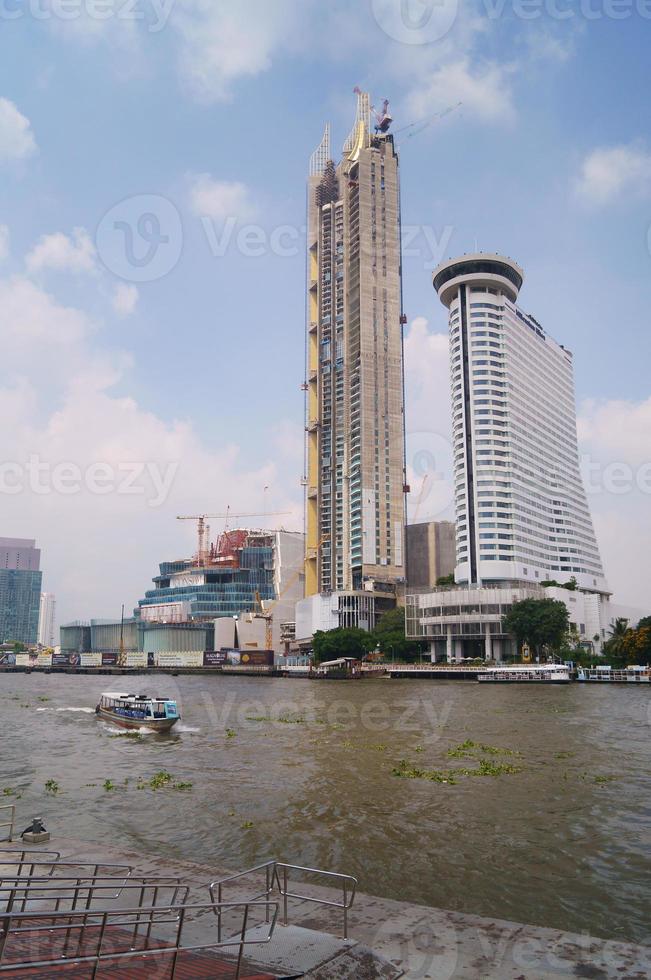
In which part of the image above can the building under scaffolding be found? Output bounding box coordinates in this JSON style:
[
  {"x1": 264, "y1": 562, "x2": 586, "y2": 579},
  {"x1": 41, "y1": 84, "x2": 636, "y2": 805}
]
[{"x1": 137, "y1": 528, "x2": 304, "y2": 653}]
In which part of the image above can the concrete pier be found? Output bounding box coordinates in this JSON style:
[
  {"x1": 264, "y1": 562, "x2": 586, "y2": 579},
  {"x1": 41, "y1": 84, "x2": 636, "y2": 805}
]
[{"x1": 2, "y1": 837, "x2": 648, "y2": 978}]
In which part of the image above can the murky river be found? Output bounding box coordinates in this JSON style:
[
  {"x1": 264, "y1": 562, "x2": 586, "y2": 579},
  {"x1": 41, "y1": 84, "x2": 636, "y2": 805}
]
[{"x1": 2, "y1": 673, "x2": 650, "y2": 944}]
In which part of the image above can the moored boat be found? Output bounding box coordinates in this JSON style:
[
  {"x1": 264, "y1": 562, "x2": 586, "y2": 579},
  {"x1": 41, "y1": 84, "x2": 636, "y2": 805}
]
[
  {"x1": 95, "y1": 692, "x2": 180, "y2": 732},
  {"x1": 577, "y1": 665, "x2": 650, "y2": 683},
  {"x1": 478, "y1": 664, "x2": 570, "y2": 683}
]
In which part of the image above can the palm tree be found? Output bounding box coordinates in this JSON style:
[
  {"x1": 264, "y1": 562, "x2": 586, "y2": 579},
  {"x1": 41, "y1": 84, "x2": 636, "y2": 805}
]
[{"x1": 604, "y1": 618, "x2": 629, "y2": 661}]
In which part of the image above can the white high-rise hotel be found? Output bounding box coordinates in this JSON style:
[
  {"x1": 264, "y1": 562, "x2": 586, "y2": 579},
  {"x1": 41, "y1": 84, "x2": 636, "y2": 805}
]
[
  {"x1": 406, "y1": 254, "x2": 611, "y2": 661},
  {"x1": 435, "y1": 254, "x2": 606, "y2": 592}
]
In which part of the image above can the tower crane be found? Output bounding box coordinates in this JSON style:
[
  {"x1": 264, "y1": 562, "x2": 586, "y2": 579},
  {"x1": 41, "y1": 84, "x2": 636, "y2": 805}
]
[{"x1": 176, "y1": 511, "x2": 292, "y2": 567}]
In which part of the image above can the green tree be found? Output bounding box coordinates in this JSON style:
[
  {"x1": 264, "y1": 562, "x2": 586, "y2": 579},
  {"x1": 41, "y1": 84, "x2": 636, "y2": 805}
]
[
  {"x1": 311, "y1": 628, "x2": 374, "y2": 665},
  {"x1": 602, "y1": 617, "x2": 629, "y2": 665},
  {"x1": 436, "y1": 573, "x2": 455, "y2": 587},
  {"x1": 371, "y1": 606, "x2": 423, "y2": 661},
  {"x1": 502, "y1": 598, "x2": 570, "y2": 659}
]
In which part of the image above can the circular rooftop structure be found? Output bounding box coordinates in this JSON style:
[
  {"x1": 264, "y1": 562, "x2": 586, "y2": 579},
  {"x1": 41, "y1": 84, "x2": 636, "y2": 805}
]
[{"x1": 432, "y1": 253, "x2": 524, "y2": 307}]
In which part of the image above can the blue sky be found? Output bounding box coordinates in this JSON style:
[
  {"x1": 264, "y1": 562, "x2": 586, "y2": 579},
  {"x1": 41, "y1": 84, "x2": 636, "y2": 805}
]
[{"x1": 0, "y1": 0, "x2": 650, "y2": 624}]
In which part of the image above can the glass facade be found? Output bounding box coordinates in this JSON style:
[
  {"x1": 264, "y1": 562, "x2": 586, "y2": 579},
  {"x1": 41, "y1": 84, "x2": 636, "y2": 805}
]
[
  {"x1": 0, "y1": 569, "x2": 42, "y2": 645},
  {"x1": 138, "y1": 545, "x2": 276, "y2": 622}
]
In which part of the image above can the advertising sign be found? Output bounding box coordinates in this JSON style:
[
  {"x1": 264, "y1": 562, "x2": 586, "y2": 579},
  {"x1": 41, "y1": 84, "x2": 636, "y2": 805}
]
[
  {"x1": 52, "y1": 652, "x2": 81, "y2": 667},
  {"x1": 124, "y1": 652, "x2": 147, "y2": 668},
  {"x1": 239, "y1": 650, "x2": 274, "y2": 666},
  {"x1": 203, "y1": 650, "x2": 227, "y2": 666},
  {"x1": 0, "y1": 652, "x2": 16, "y2": 666},
  {"x1": 101, "y1": 652, "x2": 118, "y2": 666},
  {"x1": 80, "y1": 652, "x2": 102, "y2": 668},
  {"x1": 154, "y1": 651, "x2": 203, "y2": 668}
]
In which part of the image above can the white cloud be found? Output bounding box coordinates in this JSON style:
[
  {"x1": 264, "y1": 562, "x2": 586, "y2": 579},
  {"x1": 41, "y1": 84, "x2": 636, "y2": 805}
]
[
  {"x1": 0, "y1": 271, "x2": 302, "y2": 624},
  {"x1": 26, "y1": 227, "x2": 97, "y2": 275},
  {"x1": 0, "y1": 97, "x2": 37, "y2": 163},
  {"x1": 403, "y1": 317, "x2": 455, "y2": 523},
  {"x1": 575, "y1": 144, "x2": 651, "y2": 206},
  {"x1": 188, "y1": 174, "x2": 257, "y2": 221},
  {"x1": 0, "y1": 225, "x2": 9, "y2": 263},
  {"x1": 112, "y1": 283, "x2": 139, "y2": 317},
  {"x1": 406, "y1": 59, "x2": 516, "y2": 125},
  {"x1": 174, "y1": 0, "x2": 306, "y2": 102}
]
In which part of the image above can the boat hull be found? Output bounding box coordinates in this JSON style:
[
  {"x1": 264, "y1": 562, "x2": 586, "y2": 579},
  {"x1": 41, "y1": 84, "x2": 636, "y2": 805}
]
[
  {"x1": 96, "y1": 707, "x2": 178, "y2": 732},
  {"x1": 478, "y1": 677, "x2": 570, "y2": 684}
]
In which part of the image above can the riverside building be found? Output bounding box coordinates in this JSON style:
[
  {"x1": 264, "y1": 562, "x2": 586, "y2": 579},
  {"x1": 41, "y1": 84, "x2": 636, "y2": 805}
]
[
  {"x1": 299, "y1": 89, "x2": 407, "y2": 640},
  {"x1": 0, "y1": 537, "x2": 42, "y2": 646},
  {"x1": 406, "y1": 254, "x2": 611, "y2": 661}
]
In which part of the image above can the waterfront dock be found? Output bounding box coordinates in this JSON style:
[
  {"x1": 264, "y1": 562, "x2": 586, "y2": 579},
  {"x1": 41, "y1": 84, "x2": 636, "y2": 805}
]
[{"x1": 1, "y1": 836, "x2": 648, "y2": 978}]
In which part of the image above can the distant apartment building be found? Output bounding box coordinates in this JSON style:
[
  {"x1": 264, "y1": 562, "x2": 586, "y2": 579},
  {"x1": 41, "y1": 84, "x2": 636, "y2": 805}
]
[
  {"x1": 0, "y1": 537, "x2": 42, "y2": 645},
  {"x1": 37, "y1": 592, "x2": 56, "y2": 647},
  {"x1": 301, "y1": 89, "x2": 407, "y2": 637},
  {"x1": 406, "y1": 255, "x2": 610, "y2": 661},
  {"x1": 406, "y1": 521, "x2": 456, "y2": 589}
]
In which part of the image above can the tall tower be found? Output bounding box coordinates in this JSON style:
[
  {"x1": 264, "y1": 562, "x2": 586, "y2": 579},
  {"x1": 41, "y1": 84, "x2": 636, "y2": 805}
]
[
  {"x1": 305, "y1": 91, "x2": 407, "y2": 599},
  {"x1": 432, "y1": 254, "x2": 607, "y2": 594}
]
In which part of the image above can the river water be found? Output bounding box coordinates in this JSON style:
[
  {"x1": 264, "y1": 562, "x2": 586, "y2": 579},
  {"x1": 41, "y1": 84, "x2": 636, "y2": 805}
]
[{"x1": 2, "y1": 673, "x2": 650, "y2": 944}]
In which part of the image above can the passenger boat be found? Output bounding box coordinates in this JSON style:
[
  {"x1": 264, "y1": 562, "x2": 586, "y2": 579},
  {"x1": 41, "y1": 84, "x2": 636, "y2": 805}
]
[
  {"x1": 577, "y1": 666, "x2": 650, "y2": 683},
  {"x1": 478, "y1": 664, "x2": 570, "y2": 684},
  {"x1": 95, "y1": 692, "x2": 180, "y2": 732}
]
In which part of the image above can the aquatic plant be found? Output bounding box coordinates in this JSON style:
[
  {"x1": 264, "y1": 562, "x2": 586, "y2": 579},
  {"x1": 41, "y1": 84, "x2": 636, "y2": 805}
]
[
  {"x1": 241, "y1": 821, "x2": 254, "y2": 829},
  {"x1": 447, "y1": 739, "x2": 519, "y2": 759},
  {"x1": 392, "y1": 757, "x2": 522, "y2": 785},
  {"x1": 44, "y1": 779, "x2": 59, "y2": 794},
  {"x1": 225, "y1": 729, "x2": 237, "y2": 738},
  {"x1": 149, "y1": 771, "x2": 173, "y2": 789},
  {"x1": 103, "y1": 779, "x2": 116, "y2": 792}
]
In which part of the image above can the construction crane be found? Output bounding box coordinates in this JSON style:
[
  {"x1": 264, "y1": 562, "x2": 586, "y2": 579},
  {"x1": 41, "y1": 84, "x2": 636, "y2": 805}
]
[
  {"x1": 176, "y1": 511, "x2": 292, "y2": 567},
  {"x1": 254, "y1": 534, "x2": 330, "y2": 650},
  {"x1": 411, "y1": 474, "x2": 430, "y2": 524},
  {"x1": 394, "y1": 101, "x2": 462, "y2": 142}
]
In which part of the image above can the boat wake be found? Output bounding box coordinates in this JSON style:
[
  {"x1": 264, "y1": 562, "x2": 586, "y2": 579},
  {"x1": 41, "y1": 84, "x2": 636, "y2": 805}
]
[
  {"x1": 36, "y1": 706, "x2": 95, "y2": 713},
  {"x1": 175, "y1": 724, "x2": 200, "y2": 734}
]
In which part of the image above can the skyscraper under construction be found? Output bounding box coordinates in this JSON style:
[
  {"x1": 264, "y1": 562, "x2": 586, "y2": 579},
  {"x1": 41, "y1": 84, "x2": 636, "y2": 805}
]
[{"x1": 303, "y1": 90, "x2": 407, "y2": 620}]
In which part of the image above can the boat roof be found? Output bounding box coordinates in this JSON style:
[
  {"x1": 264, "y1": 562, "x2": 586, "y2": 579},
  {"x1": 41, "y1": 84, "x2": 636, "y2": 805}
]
[{"x1": 100, "y1": 692, "x2": 173, "y2": 700}]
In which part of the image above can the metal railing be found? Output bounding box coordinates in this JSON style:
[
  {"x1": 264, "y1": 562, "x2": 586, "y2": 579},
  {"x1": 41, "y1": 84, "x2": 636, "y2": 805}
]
[
  {"x1": 0, "y1": 809, "x2": 14, "y2": 844},
  {"x1": 0, "y1": 850, "x2": 61, "y2": 879},
  {"x1": 0, "y1": 874, "x2": 185, "y2": 916},
  {"x1": 210, "y1": 859, "x2": 357, "y2": 940},
  {"x1": 0, "y1": 900, "x2": 278, "y2": 979}
]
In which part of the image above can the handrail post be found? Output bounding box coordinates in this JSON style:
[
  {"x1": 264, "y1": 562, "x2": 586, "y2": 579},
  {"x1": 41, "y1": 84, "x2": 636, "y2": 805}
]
[
  {"x1": 217, "y1": 883, "x2": 222, "y2": 943},
  {"x1": 283, "y1": 867, "x2": 288, "y2": 926},
  {"x1": 170, "y1": 904, "x2": 185, "y2": 978},
  {"x1": 92, "y1": 911, "x2": 108, "y2": 980},
  {"x1": 265, "y1": 865, "x2": 270, "y2": 924},
  {"x1": 235, "y1": 903, "x2": 250, "y2": 980},
  {"x1": 343, "y1": 881, "x2": 348, "y2": 940}
]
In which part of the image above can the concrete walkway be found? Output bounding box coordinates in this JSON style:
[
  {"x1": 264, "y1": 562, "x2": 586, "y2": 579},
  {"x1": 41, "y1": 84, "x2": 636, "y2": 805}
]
[{"x1": 2, "y1": 838, "x2": 649, "y2": 979}]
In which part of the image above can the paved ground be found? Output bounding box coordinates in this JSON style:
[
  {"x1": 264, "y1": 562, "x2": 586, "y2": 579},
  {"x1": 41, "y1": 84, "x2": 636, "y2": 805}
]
[{"x1": 2, "y1": 838, "x2": 649, "y2": 978}]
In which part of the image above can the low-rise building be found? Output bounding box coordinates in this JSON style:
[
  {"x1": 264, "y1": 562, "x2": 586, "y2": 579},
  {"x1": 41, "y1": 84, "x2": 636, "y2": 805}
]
[{"x1": 406, "y1": 582, "x2": 614, "y2": 662}]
